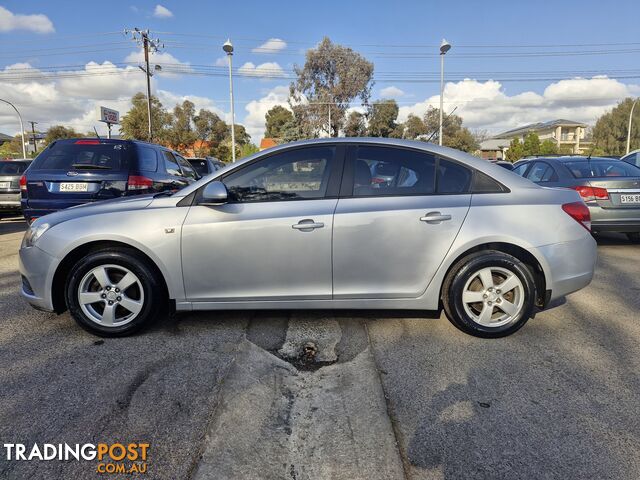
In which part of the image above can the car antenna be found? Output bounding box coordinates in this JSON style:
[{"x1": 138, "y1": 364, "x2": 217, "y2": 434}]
[
  {"x1": 425, "y1": 106, "x2": 458, "y2": 144},
  {"x1": 93, "y1": 127, "x2": 101, "y2": 140}
]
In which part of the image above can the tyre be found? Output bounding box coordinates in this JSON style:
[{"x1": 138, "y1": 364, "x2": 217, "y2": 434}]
[
  {"x1": 626, "y1": 232, "x2": 640, "y2": 244},
  {"x1": 65, "y1": 248, "x2": 165, "y2": 337},
  {"x1": 442, "y1": 250, "x2": 537, "y2": 338}
]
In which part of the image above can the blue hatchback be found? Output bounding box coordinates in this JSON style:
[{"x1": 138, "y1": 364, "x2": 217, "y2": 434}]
[{"x1": 21, "y1": 138, "x2": 200, "y2": 222}]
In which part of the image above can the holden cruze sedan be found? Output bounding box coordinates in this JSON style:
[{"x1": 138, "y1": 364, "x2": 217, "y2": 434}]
[{"x1": 19, "y1": 138, "x2": 597, "y2": 338}]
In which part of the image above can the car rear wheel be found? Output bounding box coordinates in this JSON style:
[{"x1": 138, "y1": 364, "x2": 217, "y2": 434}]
[
  {"x1": 442, "y1": 251, "x2": 537, "y2": 338},
  {"x1": 65, "y1": 249, "x2": 164, "y2": 336}
]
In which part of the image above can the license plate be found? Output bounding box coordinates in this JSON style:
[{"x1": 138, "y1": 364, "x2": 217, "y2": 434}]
[
  {"x1": 620, "y1": 194, "x2": 640, "y2": 204},
  {"x1": 59, "y1": 182, "x2": 88, "y2": 192},
  {"x1": 0, "y1": 182, "x2": 9, "y2": 189}
]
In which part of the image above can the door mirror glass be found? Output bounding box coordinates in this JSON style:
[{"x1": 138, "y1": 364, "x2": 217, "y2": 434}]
[{"x1": 200, "y1": 181, "x2": 228, "y2": 205}]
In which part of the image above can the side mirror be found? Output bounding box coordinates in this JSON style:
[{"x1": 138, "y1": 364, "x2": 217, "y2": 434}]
[{"x1": 200, "y1": 181, "x2": 228, "y2": 206}]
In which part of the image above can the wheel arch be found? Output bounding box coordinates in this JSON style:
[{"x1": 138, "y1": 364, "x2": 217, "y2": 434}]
[
  {"x1": 439, "y1": 242, "x2": 549, "y2": 307},
  {"x1": 51, "y1": 240, "x2": 171, "y2": 314}
]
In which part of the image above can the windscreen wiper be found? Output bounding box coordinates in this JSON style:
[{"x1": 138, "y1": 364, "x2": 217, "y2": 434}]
[{"x1": 70, "y1": 164, "x2": 111, "y2": 170}]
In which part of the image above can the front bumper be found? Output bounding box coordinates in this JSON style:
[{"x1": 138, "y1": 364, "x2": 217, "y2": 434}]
[
  {"x1": 19, "y1": 245, "x2": 59, "y2": 312},
  {"x1": 534, "y1": 233, "x2": 597, "y2": 302}
]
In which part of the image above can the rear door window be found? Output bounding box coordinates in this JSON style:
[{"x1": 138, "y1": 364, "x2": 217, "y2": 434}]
[
  {"x1": 163, "y1": 151, "x2": 182, "y2": 177},
  {"x1": 512, "y1": 163, "x2": 529, "y2": 176},
  {"x1": 32, "y1": 142, "x2": 126, "y2": 171},
  {"x1": 175, "y1": 154, "x2": 199, "y2": 180},
  {"x1": 437, "y1": 158, "x2": 472, "y2": 194},
  {"x1": 526, "y1": 162, "x2": 556, "y2": 182}
]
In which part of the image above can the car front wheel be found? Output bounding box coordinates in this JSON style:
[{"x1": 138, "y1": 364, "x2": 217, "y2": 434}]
[
  {"x1": 442, "y1": 251, "x2": 537, "y2": 338},
  {"x1": 65, "y1": 249, "x2": 164, "y2": 336}
]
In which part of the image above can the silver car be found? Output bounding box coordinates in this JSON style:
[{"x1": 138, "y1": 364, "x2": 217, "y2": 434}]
[{"x1": 19, "y1": 138, "x2": 597, "y2": 338}]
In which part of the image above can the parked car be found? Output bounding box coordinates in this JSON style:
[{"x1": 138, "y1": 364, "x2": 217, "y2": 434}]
[
  {"x1": 186, "y1": 157, "x2": 226, "y2": 177},
  {"x1": 493, "y1": 160, "x2": 514, "y2": 171},
  {"x1": 0, "y1": 159, "x2": 31, "y2": 219},
  {"x1": 512, "y1": 156, "x2": 640, "y2": 242},
  {"x1": 19, "y1": 138, "x2": 596, "y2": 338},
  {"x1": 621, "y1": 149, "x2": 640, "y2": 168},
  {"x1": 20, "y1": 139, "x2": 200, "y2": 222}
]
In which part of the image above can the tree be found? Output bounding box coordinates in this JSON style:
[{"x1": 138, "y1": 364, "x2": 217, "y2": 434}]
[
  {"x1": 344, "y1": 111, "x2": 367, "y2": 137},
  {"x1": 239, "y1": 143, "x2": 259, "y2": 159},
  {"x1": 120, "y1": 92, "x2": 172, "y2": 143},
  {"x1": 539, "y1": 139, "x2": 559, "y2": 155},
  {"x1": 0, "y1": 134, "x2": 25, "y2": 159},
  {"x1": 265, "y1": 105, "x2": 294, "y2": 139},
  {"x1": 290, "y1": 37, "x2": 374, "y2": 137},
  {"x1": 403, "y1": 114, "x2": 428, "y2": 140},
  {"x1": 592, "y1": 98, "x2": 640, "y2": 155},
  {"x1": 505, "y1": 138, "x2": 524, "y2": 162},
  {"x1": 422, "y1": 107, "x2": 478, "y2": 152},
  {"x1": 522, "y1": 132, "x2": 541, "y2": 156},
  {"x1": 44, "y1": 125, "x2": 80, "y2": 144},
  {"x1": 367, "y1": 100, "x2": 399, "y2": 137},
  {"x1": 167, "y1": 100, "x2": 197, "y2": 152}
]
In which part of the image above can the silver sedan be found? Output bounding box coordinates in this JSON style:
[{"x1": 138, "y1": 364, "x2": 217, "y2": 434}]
[{"x1": 19, "y1": 138, "x2": 597, "y2": 338}]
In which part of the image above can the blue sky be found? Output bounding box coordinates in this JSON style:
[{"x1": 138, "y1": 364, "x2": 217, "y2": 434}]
[{"x1": 1, "y1": 0, "x2": 639, "y2": 141}]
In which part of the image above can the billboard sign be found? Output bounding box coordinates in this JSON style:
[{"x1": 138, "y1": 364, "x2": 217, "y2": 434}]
[{"x1": 98, "y1": 106, "x2": 120, "y2": 124}]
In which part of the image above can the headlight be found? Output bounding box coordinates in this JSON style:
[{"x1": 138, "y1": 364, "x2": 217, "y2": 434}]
[{"x1": 21, "y1": 223, "x2": 50, "y2": 248}]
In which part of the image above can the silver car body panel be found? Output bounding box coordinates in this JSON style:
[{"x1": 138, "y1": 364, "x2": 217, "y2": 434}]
[{"x1": 19, "y1": 138, "x2": 597, "y2": 314}]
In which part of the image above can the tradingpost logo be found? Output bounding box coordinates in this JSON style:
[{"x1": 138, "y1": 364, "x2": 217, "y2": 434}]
[{"x1": 3, "y1": 443, "x2": 150, "y2": 475}]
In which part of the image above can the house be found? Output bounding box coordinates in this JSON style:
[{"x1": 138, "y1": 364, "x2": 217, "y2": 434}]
[
  {"x1": 0, "y1": 132, "x2": 13, "y2": 146},
  {"x1": 259, "y1": 138, "x2": 278, "y2": 150},
  {"x1": 480, "y1": 119, "x2": 592, "y2": 157}
]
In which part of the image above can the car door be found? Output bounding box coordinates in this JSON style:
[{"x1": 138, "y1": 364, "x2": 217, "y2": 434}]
[
  {"x1": 332, "y1": 144, "x2": 472, "y2": 299},
  {"x1": 181, "y1": 144, "x2": 343, "y2": 302}
]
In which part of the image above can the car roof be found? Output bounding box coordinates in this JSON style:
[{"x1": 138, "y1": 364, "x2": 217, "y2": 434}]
[
  {"x1": 521, "y1": 155, "x2": 618, "y2": 163},
  {"x1": 52, "y1": 138, "x2": 171, "y2": 149}
]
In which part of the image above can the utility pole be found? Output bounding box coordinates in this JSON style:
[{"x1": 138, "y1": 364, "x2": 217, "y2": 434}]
[
  {"x1": 125, "y1": 28, "x2": 163, "y2": 142},
  {"x1": 28, "y1": 121, "x2": 38, "y2": 155},
  {"x1": 223, "y1": 40, "x2": 236, "y2": 162}
]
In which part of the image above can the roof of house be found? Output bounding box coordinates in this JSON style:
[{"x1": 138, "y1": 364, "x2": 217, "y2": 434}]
[
  {"x1": 260, "y1": 138, "x2": 278, "y2": 150},
  {"x1": 480, "y1": 138, "x2": 512, "y2": 151},
  {"x1": 0, "y1": 132, "x2": 13, "y2": 141},
  {"x1": 494, "y1": 119, "x2": 587, "y2": 139}
]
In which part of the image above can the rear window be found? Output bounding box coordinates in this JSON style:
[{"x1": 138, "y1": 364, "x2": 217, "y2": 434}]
[
  {"x1": 0, "y1": 161, "x2": 29, "y2": 175},
  {"x1": 32, "y1": 142, "x2": 127, "y2": 171},
  {"x1": 136, "y1": 146, "x2": 158, "y2": 172},
  {"x1": 565, "y1": 160, "x2": 640, "y2": 178}
]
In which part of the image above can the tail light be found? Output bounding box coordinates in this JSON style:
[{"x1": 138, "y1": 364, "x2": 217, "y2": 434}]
[
  {"x1": 19, "y1": 174, "x2": 27, "y2": 193},
  {"x1": 562, "y1": 202, "x2": 591, "y2": 231},
  {"x1": 127, "y1": 175, "x2": 153, "y2": 191},
  {"x1": 570, "y1": 185, "x2": 609, "y2": 202}
]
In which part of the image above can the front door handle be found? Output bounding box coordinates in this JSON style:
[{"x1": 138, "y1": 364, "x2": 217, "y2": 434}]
[
  {"x1": 420, "y1": 212, "x2": 452, "y2": 224},
  {"x1": 292, "y1": 219, "x2": 324, "y2": 231}
]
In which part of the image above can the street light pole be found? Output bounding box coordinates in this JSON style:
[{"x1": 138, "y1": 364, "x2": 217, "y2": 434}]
[
  {"x1": 223, "y1": 39, "x2": 236, "y2": 162},
  {"x1": 0, "y1": 98, "x2": 27, "y2": 158},
  {"x1": 627, "y1": 98, "x2": 638, "y2": 155},
  {"x1": 439, "y1": 39, "x2": 451, "y2": 147}
]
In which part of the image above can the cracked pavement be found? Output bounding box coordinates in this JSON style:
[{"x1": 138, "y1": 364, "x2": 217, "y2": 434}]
[{"x1": 1, "y1": 216, "x2": 639, "y2": 479}]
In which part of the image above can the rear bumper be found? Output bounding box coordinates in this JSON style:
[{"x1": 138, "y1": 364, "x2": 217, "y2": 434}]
[
  {"x1": 534, "y1": 233, "x2": 597, "y2": 302},
  {"x1": 19, "y1": 245, "x2": 58, "y2": 312},
  {"x1": 589, "y1": 205, "x2": 640, "y2": 233},
  {"x1": 0, "y1": 192, "x2": 21, "y2": 210}
]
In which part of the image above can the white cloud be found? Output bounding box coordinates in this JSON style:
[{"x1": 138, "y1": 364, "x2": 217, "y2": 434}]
[
  {"x1": 0, "y1": 6, "x2": 54, "y2": 33},
  {"x1": 380, "y1": 86, "x2": 405, "y2": 98},
  {"x1": 214, "y1": 56, "x2": 228, "y2": 67},
  {"x1": 252, "y1": 38, "x2": 287, "y2": 53},
  {"x1": 238, "y1": 62, "x2": 285, "y2": 79},
  {"x1": 397, "y1": 77, "x2": 639, "y2": 134},
  {"x1": 153, "y1": 4, "x2": 173, "y2": 18},
  {"x1": 243, "y1": 85, "x2": 290, "y2": 142}
]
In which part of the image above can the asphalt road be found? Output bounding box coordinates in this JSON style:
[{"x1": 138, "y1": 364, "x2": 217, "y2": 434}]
[{"x1": 0, "y1": 215, "x2": 638, "y2": 479}]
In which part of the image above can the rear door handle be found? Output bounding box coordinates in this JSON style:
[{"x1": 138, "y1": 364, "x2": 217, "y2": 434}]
[
  {"x1": 420, "y1": 212, "x2": 452, "y2": 224},
  {"x1": 292, "y1": 219, "x2": 324, "y2": 231}
]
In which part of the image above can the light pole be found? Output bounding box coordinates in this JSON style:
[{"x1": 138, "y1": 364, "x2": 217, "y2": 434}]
[
  {"x1": 439, "y1": 39, "x2": 451, "y2": 146},
  {"x1": 223, "y1": 39, "x2": 236, "y2": 162},
  {"x1": 627, "y1": 98, "x2": 638, "y2": 154},
  {"x1": 0, "y1": 98, "x2": 27, "y2": 158}
]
